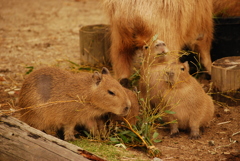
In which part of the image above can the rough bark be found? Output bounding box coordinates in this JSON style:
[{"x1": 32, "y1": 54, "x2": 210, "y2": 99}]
[{"x1": 0, "y1": 115, "x2": 105, "y2": 161}]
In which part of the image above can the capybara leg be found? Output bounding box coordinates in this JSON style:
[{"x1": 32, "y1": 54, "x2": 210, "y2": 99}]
[
  {"x1": 44, "y1": 129, "x2": 57, "y2": 137},
  {"x1": 195, "y1": 35, "x2": 213, "y2": 74},
  {"x1": 85, "y1": 119, "x2": 100, "y2": 137},
  {"x1": 170, "y1": 122, "x2": 179, "y2": 137},
  {"x1": 189, "y1": 123, "x2": 201, "y2": 139},
  {"x1": 111, "y1": 47, "x2": 134, "y2": 80},
  {"x1": 64, "y1": 125, "x2": 76, "y2": 141},
  {"x1": 200, "y1": 51, "x2": 212, "y2": 74},
  {"x1": 110, "y1": 25, "x2": 135, "y2": 80}
]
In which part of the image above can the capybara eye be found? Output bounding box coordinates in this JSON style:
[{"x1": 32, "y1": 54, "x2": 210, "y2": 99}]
[
  {"x1": 144, "y1": 45, "x2": 149, "y2": 49},
  {"x1": 181, "y1": 67, "x2": 185, "y2": 71},
  {"x1": 108, "y1": 90, "x2": 115, "y2": 96}
]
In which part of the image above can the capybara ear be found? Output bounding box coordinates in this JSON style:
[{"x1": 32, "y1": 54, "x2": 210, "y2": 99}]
[
  {"x1": 92, "y1": 71, "x2": 102, "y2": 85},
  {"x1": 101, "y1": 67, "x2": 110, "y2": 75}
]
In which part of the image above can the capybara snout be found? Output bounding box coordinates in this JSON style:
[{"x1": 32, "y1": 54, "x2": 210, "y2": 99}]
[{"x1": 120, "y1": 105, "x2": 130, "y2": 116}]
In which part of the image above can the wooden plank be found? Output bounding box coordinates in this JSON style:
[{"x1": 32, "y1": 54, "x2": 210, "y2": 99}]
[{"x1": 0, "y1": 115, "x2": 103, "y2": 161}]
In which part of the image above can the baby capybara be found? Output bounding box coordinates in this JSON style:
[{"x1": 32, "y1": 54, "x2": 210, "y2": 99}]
[
  {"x1": 110, "y1": 87, "x2": 139, "y2": 125},
  {"x1": 140, "y1": 40, "x2": 214, "y2": 139},
  {"x1": 19, "y1": 67, "x2": 131, "y2": 141}
]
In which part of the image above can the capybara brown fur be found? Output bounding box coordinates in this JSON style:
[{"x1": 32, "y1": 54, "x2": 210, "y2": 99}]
[
  {"x1": 213, "y1": 0, "x2": 240, "y2": 17},
  {"x1": 103, "y1": 0, "x2": 213, "y2": 80},
  {"x1": 19, "y1": 67, "x2": 131, "y2": 141},
  {"x1": 110, "y1": 87, "x2": 140, "y2": 125},
  {"x1": 140, "y1": 41, "x2": 214, "y2": 139}
]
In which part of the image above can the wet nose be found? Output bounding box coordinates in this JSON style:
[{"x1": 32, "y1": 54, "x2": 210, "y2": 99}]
[
  {"x1": 124, "y1": 106, "x2": 129, "y2": 114},
  {"x1": 122, "y1": 100, "x2": 131, "y2": 116}
]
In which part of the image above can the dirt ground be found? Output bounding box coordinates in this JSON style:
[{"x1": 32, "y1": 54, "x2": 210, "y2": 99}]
[{"x1": 0, "y1": 0, "x2": 239, "y2": 160}]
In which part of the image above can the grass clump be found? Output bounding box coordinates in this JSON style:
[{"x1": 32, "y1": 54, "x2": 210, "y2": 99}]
[{"x1": 70, "y1": 138, "x2": 149, "y2": 161}]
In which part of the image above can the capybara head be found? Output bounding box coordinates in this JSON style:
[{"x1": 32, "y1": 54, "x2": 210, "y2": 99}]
[
  {"x1": 142, "y1": 39, "x2": 178, "y2": 65},
  {"x1": 162, "y1": 61, "x2": 190, "y2": 87},
  {"x1": 89, "y1": 67, "x2": 131, "y2": 116}
]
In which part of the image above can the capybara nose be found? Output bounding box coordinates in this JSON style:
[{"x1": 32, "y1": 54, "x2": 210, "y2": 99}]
[
  {"x1": 120, "y1": 106, "x2": 130, "y2": 116},
  {"x1": 124, "y1": 106, "x2": 129, "y2": 113}
]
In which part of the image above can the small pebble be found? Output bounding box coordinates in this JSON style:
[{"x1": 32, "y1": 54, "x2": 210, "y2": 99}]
[
  {"x1": 224, "y1": 108, "x2": 230, "y2": 113},
  {"x1": 8, "y1": 91, "x2": 15, "y2": 95},
  {"x1": 208, "y1": 140, "x2": 215, "y2": 146}
]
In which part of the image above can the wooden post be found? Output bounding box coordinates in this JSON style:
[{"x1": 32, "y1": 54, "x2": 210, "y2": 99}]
[
  {"x1": 0, "y1": 115, "x2": 106, "y2": 161},
  {"x1": 211, "y1": 56, "x2": 240, "y2": 105},
  {"x1": 79, "y1": 24, "x2": 111, "y2": 67}
]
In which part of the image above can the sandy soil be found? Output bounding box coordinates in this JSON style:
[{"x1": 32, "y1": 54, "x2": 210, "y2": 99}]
[{"x1": 0, "y1": 0, "x2": 239, "y2": 160}]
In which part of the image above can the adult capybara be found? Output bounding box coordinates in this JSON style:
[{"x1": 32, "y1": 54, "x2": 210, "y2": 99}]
[
  {"x1": 213, "y1": 0, "x2": 240, "y2": 17},
  {"x1": 140, "y1": 41, "x2": 214, "y2": 139},
  {"x1": 103, "y1": 0, "x2": 213, "y2": 80},
  {"x1": 19, "y1": 67, "x2": 131, "y2": 141}
]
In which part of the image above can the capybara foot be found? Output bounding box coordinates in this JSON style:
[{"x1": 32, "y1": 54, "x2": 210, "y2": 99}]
[
  {"x1": 170, "y1": 123, "x2": 179, "y2": 137},
  {"x1": 189, "y1": 127, "x2": 201, "y2": 139},
  {"x1": 170, "y1": 126, "x2": 180, "y2": 137},
  {"x1": 64, "y1": 134, "x2": 76, "y2": 141},
  {"x1": 189, "y1": 133, "x2": 201, "y2": 140},
  {"x1": 170, "y1": 131, "x2": 180, "y2": 138}
]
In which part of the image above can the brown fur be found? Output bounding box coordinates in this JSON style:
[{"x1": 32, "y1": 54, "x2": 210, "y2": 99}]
[
  {"x1": 110, "y1": 87, "x2": 139, "y2": 125},
  {"x1": 213, "y1": 0, "x2": 240, "y2": 17},
  {"x1": 140, "y1": 41, "x2": 214, "y2": 139},
  {"x1": 19, "y1": 67, "x2": 131, "y2": 141},
  {"x1": 103, "y1": 0, "x2": 214, "y2": 80}
]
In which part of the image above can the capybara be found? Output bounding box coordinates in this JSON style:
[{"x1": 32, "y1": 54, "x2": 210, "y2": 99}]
[
  {"x1": 19, "y1": 67, "x2": 131, "y2": 141},
  {"x1": 110, "y1": 87, "x2": 140, "y2": 125},
  {"x1": 103, "y1": 0, "x2": 213, "y2": 80},
  {"x1": 213, "y1": 0, "x2": 240, "y2": 17},
  {"x1": 140, "y1": 40, "x2": 214, "y2": 139}
]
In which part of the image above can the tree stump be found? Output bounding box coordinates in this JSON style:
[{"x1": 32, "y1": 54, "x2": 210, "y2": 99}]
[
  {"x1": 0, "y1": 115, "x2": 105, "y2": 161},
  {"x1": 211, "y1": 56, "x2": 240, "y2": 105},
  {"x1": 79, "y1": 24, "x2": 111, "y2": 67}
]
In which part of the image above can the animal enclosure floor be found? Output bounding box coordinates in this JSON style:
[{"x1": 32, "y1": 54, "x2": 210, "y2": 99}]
[{"x1": 0, "y1": 0, "x2": 239, "y2": 160}]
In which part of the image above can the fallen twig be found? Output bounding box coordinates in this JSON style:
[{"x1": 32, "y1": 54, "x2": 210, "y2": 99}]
[
  {"x1": 217, "y1": 121, "x2": 231, "y2": 125},
  {"x1": 232, "y1": 131, "x2": 240, "y2": 136}
]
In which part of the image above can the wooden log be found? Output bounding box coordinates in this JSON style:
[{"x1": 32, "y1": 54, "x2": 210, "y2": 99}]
[
  {"x1": 79, "y1": 24, "x2": 111, "y2": 67},
  {"x1": 211, "y1": 56, "x2": 240, "y2": 105},
  {"x1": 0, "y1": 115, "x2": 105, "y2": 161}
]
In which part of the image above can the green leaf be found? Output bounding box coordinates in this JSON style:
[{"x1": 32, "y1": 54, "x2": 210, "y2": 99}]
[
  {"x1": 171, "y1": 120, "x2": 178, "y2": 123},
  {"x1": 119, "y1": 135, "x2": 129, "y2": 143},
  {"x1": 110, "y1": 137, "x2": 120, "y2": 143},
  {"x1": 164, "y1": 110, "x2": 176, "y2": 114},
  {"x1": 119, "y1": 130, "x2": 131, "y2": 135},
  {"x1": 140, "y1": 98, "x2": 145, "y2": 102},
  {"x1": 153, "y1": 139, "x2": 162, "y2": 143},
  {"x1": 67, "y1": 60, "x2": 80, "y2": 67},
  {"x1": 152, "y1": 132, "x2": 159, "y2": 140},
  {"x1": 152, "y1": 34, "x2": 158, "y2": 41},
  {"x1": 83, "y1": 130, "x2": 91, "y2": 137},
  {"x1": 25, "y1": 66, "x2": 34, "y2": 75}
]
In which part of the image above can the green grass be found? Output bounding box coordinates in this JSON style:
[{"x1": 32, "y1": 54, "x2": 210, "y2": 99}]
[{"x1": 70, "y1": 138, "x2": 150, "y2": 161}]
